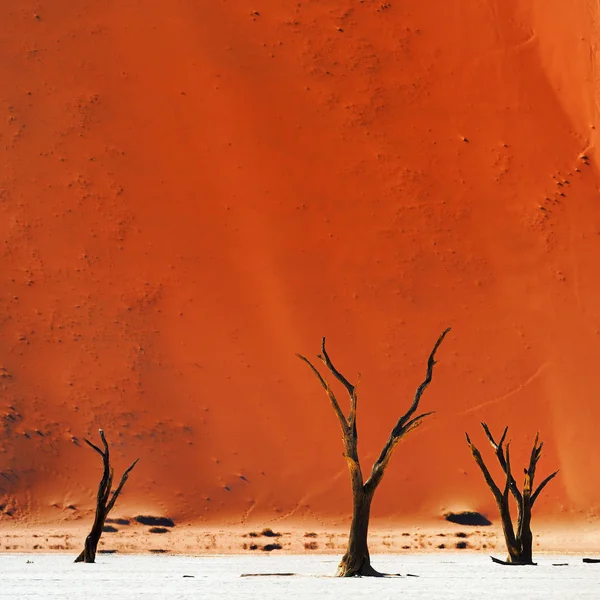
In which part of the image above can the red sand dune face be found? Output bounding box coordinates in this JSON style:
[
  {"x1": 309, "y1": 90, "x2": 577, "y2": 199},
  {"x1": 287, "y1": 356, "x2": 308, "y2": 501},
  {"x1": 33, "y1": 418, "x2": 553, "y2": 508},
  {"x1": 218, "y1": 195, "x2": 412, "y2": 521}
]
[{"x1": 2, "y1": 0, "x2": 600, "y2": 527}]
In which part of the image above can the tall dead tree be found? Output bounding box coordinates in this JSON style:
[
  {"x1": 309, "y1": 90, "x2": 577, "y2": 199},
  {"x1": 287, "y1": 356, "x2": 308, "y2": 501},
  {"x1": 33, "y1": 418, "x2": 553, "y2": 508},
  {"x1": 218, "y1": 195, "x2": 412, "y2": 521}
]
[
  {"x1": 466, "y1": 424, "x2": 558, "y2": 565},
  {"x1": 297, "y1": 328, "x2": 450, "y2": 577},
  {"x1": 75, "y1": 429, "x2": 139, "y2": 563}
]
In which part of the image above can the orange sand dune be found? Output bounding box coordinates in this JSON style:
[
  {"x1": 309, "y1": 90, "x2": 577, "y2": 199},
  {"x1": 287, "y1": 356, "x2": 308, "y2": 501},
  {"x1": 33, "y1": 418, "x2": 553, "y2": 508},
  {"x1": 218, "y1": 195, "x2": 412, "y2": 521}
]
[{"x1": 2, "y1": 0, "x2": 600, "y2": 530}]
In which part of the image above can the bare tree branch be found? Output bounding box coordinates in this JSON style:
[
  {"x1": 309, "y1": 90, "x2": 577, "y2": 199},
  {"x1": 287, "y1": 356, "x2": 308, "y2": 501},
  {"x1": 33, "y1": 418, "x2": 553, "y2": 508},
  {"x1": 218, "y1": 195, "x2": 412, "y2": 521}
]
[
  {"x1": 348, "y1": 373, "x2": 360, "y2": 437},
  {"x1": 526, "y1": 433, "x2": 541, "y2": 483},
  {"x1": 75, "y1": 430, "x2": 139, "y2": 564},
  {"x1": 503, "y1": 443, "x2": 512, "y2": 501},
  {"x1": 466, "y1": 432, "x2": 503, "y2": 502},
  {"x1": 106, "y1": 458, "x2": 140, "y2": 513},
  {"x1": 481, "y1": 423, "x2": 522, "y2": 504},
  {"x1": 365, "y1": 328, "x2": 450, "y2": 492},
  {"x1": 466, "y1": 425, "x2": 557, "y2": 565},
  {"x1": 99, "y1": 429, "x2": 109, "y2": 456},
  {"x1": 84, "y1": 438, "x2": 105, "y2": 457},
  {"x1": 394, "y1": 327, "x2": 451, "y2": 433},
  {"x1": 399, "y1": 411, "x2": 436, "y2": 437},
  {"x1": 297, "y1": 327, "x2": 449, "y2": 576},
  {"x1": 319, "y1": 337, "x2": 355, "y2": 399},
  {"x1": 531, "y1": 470, "x2": 559, "y2": 506},
  {"x1": 297, "y1": 354, "x2": 349, "y2": 432}
]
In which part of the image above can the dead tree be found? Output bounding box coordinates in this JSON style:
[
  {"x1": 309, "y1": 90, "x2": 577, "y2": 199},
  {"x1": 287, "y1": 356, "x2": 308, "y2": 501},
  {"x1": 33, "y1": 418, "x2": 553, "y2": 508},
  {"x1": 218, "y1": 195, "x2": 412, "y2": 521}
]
[
  {"x1": 297, "y1": 328, "x2": 450, "y2": 577},
  {"x1": 75, "y1": 429, "x2": 139, "y2": 563},
  {"x1": 466, "y1": 424, "x2": 558, "y2": 565}
]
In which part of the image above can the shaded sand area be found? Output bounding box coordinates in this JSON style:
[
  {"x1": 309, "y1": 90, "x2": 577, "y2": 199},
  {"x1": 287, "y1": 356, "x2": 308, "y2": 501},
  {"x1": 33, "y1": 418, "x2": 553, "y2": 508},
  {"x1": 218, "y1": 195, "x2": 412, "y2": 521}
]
[{"x1": 2, "y1": 554, "x2": 600, "y2": 600}]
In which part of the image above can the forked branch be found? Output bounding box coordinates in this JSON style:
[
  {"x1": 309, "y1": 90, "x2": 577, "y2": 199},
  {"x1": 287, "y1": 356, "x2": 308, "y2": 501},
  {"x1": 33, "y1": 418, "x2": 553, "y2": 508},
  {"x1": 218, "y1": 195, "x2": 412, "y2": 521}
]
[
  {"x1": 466, "y1": 424, "x2": 558, "y2": 565},
  {"x1": 466, "y1": 432, "x2": 504, "y2": 502},
  {"x1": 481, "y1": 423, "x2": 522, "y2": 504},
  {"x1": 297, "y1": 327, "x2": 450, "y2": 577},
  {"x1": 296, "y1": 353, "x2": 349, "y2": 433},
  {"x1": 365, "y1": 327, "x2": 450, "y2": 492},
  {"x1": 75, "y1": 429, "x2": 139, "y2": 563},
  {"x1": 531, "y1": 470, "x2": 559, "y2": 505},
  {"x1": 394, "y1": 327, "x2": 451, "y2": 431}
]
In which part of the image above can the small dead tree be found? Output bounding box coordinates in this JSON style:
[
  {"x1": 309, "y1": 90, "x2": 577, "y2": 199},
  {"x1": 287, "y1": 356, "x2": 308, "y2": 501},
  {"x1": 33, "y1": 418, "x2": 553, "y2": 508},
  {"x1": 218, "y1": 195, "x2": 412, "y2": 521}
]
[
  {"x1": 466, "y1": 424, "x2": 558, "y2": 565},
  {"x1": 75, "y1": 429, "x2": 139, "y2": 563},
  {"x1": 297, "y1": 328, "x2": 450, "y2": 577}
]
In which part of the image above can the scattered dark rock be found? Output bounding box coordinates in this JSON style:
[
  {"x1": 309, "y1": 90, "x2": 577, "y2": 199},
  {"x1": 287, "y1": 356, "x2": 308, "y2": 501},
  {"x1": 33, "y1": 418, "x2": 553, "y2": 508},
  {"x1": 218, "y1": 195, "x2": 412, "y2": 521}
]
[
  {"x1": 102, "y1": 525, "x2": 118, "y2": 533},
  {"x1": 437, "y1": 544, "x2": 446, "y2": 549},
  {"x1": 134, "y1": 515, "x2": 175, "y2": 527},
  {"x1": 149, "y1": 527, "x2": 169, "y2": 534},
  {"x1": 262, "y1": 543, "x2": 282, "y2": 552},
  {"x1": 444, "y1": 511, "x2": 492, "y2": 526},
  {"x1": 149, "y1": 549, "x2": 169, "y2": 554},
  {"x1": 98, "y1": 549, "x2": 118, "y2": 554},
  {"x1": 304, "y1": 542, "x2": 318, "y2": 550},
  {"x1": 456, "y1": 541, "x2": 468, "y2": 549},
  {"x1": 456, "y1": 532, "x2": 468, "y2": 538},
  {"x1": 106, "y1": 518, "x2": 130, "y2": 526},
  {"x1": 304, "y1": 532, "x2": 317, "y2": 538},
  {"x1": 261, "y1": 528, "x2": 281, "y2": 538},
  {"x1": 249, "y1": 544, "x2": 258, "y2": 551}
]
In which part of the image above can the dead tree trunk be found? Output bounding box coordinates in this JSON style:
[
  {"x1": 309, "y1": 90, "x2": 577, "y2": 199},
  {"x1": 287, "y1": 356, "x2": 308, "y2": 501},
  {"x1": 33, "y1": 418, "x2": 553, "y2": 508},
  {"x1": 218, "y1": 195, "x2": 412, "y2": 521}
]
[
  {"x1": 74, "y1": 429, "x2": 139, "y2": 563},
  {"x1": 466, "y1": 424, "x2": 558, "y2": 565},
  {"x1": 298, "y1": 328, "x2": 450, "y2": 577}
]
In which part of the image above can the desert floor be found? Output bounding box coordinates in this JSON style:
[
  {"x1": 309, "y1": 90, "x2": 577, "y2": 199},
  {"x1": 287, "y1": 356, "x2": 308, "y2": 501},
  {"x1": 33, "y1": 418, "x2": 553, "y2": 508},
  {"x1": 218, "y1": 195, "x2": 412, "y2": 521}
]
[
  {"x1": 2, "y1": 521, "x2": 600, "y2": 557},
  {"x1": 2, "y1": 553, "x2": 600, "y2": 600}
]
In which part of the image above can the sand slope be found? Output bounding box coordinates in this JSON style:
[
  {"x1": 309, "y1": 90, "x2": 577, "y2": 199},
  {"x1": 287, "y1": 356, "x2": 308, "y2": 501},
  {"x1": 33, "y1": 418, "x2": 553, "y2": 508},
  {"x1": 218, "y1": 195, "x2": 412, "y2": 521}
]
[{"x1": 2, "y1": 0, "x2": 600, "y2": 528}]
